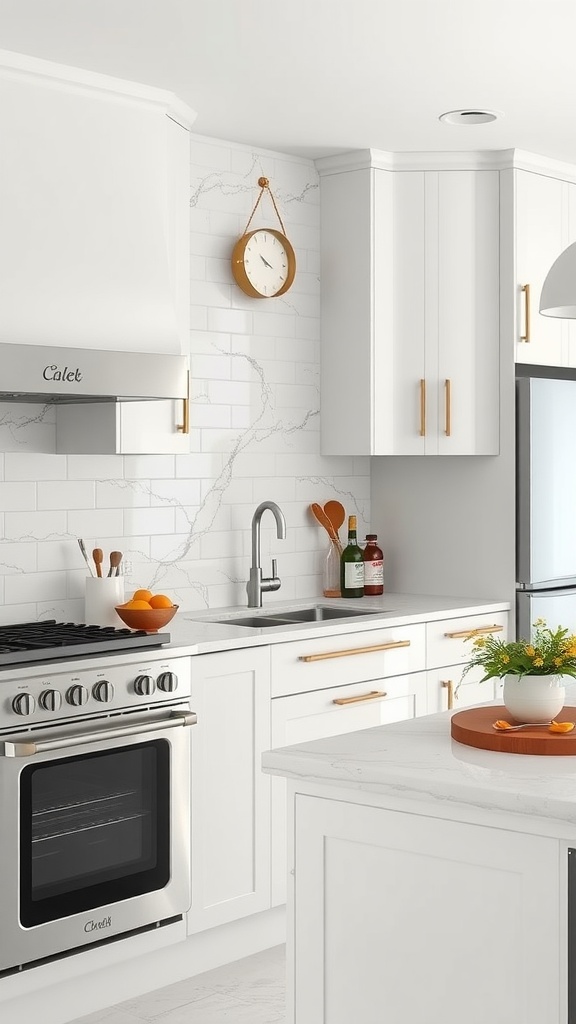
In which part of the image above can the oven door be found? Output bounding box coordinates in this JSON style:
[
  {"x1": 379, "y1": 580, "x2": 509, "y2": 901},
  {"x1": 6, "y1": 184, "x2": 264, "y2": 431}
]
[{"x1": 0, "y1": 705, "x2": 195, "y2": 973}]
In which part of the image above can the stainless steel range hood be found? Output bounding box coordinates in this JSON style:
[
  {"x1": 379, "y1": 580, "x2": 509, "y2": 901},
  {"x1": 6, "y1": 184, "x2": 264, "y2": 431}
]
[{"x1": 0, "y1": 342, "x2": 188, "y2": 404}]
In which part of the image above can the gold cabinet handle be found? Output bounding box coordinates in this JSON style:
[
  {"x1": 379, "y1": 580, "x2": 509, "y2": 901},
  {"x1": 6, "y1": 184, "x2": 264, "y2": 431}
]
[
  {"x1": 298, "y1": 639, "x2": 411, "y2": 663},
  {"x1": 520, "y1": 284, "x2": 531, "y2": 342},
  {"x1": 419, "y1": 379, "x2": 426, "y2": 437},
  {"x1": 442, "y1": 679, "x2": 455, "y2": 710},
  {"x1": 333, "y1": 690, "x2": 387, "y2": 706},
  {"x1": 444, "y1": 624, "x2": 504, "y2": 639},
  {"x1": 177, "y1": 370, "x2": 190, "y2": 434},
  {"x1": 444, "y1": 378, "x2": 451, "y2": 436}
]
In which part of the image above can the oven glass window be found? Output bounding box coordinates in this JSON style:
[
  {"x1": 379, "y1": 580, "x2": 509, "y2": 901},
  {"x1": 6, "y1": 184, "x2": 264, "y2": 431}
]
[{"x1": 19, "y1": 740, "x2": 170, "y2": 927}]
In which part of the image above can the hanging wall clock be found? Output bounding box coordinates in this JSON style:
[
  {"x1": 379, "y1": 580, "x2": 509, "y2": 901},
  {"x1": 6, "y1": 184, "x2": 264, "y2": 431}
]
[{"x1": 231, "y1": 177, "x2": 296, "y2": 298}]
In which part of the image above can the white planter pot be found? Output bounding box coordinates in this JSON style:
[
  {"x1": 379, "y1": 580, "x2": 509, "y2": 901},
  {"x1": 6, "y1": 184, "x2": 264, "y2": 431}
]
[{"x1": 502, "y1": 674, "x2": 566, "y2": 724}]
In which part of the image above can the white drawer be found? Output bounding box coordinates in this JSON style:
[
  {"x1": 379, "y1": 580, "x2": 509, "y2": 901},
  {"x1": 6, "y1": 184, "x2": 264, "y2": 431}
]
[
  {"x1": 426, "y1": 611, "x2": 509, "y2": 671},
  {"x1": 270, "y1": 623, "x2": 426, "y2": 698}
]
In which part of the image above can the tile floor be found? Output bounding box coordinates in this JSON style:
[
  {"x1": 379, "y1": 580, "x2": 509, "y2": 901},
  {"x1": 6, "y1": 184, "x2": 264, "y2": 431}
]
[{"x1": 72, "y1": 944, "x2": 287, "y2": 1024}]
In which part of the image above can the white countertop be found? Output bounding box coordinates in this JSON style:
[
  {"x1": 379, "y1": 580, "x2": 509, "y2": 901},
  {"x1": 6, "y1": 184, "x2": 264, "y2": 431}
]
[
  {"x1": 162, "y1": 591, "x2": 509, "y2": 656},
  {"x1": 261, "y1": 705, "x2": 576, "y2": 827}
]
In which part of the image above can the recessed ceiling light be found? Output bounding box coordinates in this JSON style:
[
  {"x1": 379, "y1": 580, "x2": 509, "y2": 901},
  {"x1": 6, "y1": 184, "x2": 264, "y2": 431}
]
[{"x1": 439, "y1": 109, "x2": 500, "y2": 126}]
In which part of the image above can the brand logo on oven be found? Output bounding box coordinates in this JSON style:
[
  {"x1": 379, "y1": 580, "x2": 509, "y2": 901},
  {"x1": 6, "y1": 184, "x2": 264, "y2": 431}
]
[
  {"x1": 84, "y1": 915, "x2": 112, "y2": 933},
  {"x1": 43, "y1": 364, "x2": 83, "y2": 383}
]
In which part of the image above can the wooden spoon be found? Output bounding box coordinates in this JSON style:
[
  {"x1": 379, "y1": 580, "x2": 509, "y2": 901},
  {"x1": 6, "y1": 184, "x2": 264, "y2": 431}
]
[
  {"x1": 324, "y1": 500, "x2": 346, "y2": 539},
  {"x1": 108, "y1": 551, "x2": 123, "y2": 577},
  {"x1": 310, "y1": 503, "x2": 343, "y2": 553},
  {"x1": 92, "y1": 547, "x2": 104, "y2": 578}
]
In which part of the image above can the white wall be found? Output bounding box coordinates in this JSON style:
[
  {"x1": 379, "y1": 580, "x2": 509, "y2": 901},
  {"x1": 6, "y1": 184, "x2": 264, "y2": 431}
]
[{"x1": 0, "y1": 134, "x2": 370, "y2": 624}]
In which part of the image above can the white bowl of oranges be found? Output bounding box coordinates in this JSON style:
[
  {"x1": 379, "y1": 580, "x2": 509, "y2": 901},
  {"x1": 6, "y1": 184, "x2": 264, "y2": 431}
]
[{"x1": 115, "y1": 589, "x2": 178, "y2": 632}]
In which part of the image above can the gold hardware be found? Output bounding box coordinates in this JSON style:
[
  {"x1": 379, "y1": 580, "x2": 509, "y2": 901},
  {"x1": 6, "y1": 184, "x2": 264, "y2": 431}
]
[
  {"x1": 445, "y1": 378, "x2": 451, "y2": 436},
  {"x1": 442, "y1": 679, "x2": 455, "y2": 710},
  {"x1": 177, "y1": 370, "x2": 190, "y2": 434},
  {"x1": 419, "y1": 379, "x2": 426, "y2": 436},
  {"x1": 444, "y1": 624, "x2": 504, "y2": 639},
  {"x1": 242, "y1": 176, "x2": 288, "y2": 236},
  {"x1": 299, "y1": 639, "x2": 411, "y2": 663},
  {"x1": 333, "y1": 690, "x2": 387, "y2": 706},
  {"x1": 521, "y1": 284, "x2": 531, "y2": 342}
]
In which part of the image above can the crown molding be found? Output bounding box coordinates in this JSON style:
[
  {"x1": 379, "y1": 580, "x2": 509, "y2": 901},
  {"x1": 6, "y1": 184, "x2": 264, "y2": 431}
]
[
  {"x1": 0, "y1": 47, "x2": 197, "y2": 128},
  {"x1": 316, "y1": 146, "x2": 576, "y2": 181}
]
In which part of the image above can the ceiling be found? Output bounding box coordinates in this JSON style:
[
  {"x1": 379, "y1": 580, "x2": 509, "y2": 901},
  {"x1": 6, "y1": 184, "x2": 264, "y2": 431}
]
[{"x1": 1, "y1": 0, "x2": 576, "y2": 164}]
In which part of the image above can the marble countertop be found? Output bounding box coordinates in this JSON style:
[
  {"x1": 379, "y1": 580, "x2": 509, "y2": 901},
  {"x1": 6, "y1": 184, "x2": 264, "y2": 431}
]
[
  {"x1": 162, "y1": 592, "x2": 509, "y2": 656},
  {"x1": 261, "y1": 706, "x2": 576, "y2": 826}
]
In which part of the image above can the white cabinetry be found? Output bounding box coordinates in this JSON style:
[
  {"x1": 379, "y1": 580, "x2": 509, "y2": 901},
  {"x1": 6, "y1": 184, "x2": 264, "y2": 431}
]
[
  {"x1": 426, "y1": 611, "x2": 508, "y2": 712},
  {"x1": 292, "y1": 795, "x2": 560, "y2": 1024},
  {"x1": 515, "y1": 168, "x2": 576, "y2": 367},
  {"x1": 186, "y1": 647, "x2": 271, "y2": 934},
  {"x1": 319, "y1": 155, "x2": 500, "y2": 456}
]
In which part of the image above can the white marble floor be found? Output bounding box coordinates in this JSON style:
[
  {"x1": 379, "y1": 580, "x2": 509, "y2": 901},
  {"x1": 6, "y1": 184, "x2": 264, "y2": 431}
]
[{"x1": 72, "y1": 944, "x2": 286, "y2": 1024}]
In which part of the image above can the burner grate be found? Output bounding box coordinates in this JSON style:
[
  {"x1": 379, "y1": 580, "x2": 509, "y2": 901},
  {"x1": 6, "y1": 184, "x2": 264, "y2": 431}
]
[{"x1": 0, "y1": 620, "x2": 170, "y2": 665}]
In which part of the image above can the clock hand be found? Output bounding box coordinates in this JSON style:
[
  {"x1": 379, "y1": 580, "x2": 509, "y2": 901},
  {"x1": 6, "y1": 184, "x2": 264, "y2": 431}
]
[{"x1": 259, "y1": 254, "x2": 274, "y2": 269}]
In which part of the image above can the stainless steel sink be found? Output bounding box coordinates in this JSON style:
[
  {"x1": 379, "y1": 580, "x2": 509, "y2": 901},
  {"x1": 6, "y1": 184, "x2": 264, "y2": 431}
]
[{"x1": 211, "y1": 605, "x2": 385, "y2": 628}]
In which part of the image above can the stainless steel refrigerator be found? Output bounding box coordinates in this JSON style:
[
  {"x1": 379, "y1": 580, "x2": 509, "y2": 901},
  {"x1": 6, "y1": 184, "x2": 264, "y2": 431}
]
[{"x1": 517, "y1": 374, "x2": 576, "y2": 640}]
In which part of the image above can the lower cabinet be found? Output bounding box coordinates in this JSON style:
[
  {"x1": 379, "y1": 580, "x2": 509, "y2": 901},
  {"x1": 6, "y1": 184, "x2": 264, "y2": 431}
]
[
  {"x1": 186, "y1": 646, "x2": 272, "y2": 934},
  {"x1": 427, "y1": 664, "x2": 504, "y2": 713},
  {"x1": 270, "y1": 672, "x2": 428, "y2": 906}
]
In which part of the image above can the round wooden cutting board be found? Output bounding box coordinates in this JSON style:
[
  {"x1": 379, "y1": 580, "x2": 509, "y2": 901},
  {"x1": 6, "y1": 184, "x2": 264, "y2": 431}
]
[{"x1": 451, "y1": 705, "x2": 576, "y2": 755}]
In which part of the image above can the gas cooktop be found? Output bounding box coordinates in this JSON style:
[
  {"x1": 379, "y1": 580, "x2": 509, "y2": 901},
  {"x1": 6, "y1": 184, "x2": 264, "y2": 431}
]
[{"x1": 0, "y1": 620, "x2": 171, "y2": 666}]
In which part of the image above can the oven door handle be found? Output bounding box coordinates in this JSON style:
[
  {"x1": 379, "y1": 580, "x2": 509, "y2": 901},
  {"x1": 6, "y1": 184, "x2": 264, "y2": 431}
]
[{"x1": 1, "y1": 710, "x2": 197, "y2": 758}]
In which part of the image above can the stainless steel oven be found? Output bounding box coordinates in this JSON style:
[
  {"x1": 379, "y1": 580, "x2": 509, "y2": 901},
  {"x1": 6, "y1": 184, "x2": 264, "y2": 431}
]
[{"x1": 0, "y1": 623, "x2": 195, "y2": 975}]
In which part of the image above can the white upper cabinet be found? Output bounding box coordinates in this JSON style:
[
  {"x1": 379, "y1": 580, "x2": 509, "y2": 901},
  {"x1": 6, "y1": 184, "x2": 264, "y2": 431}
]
[
  {"x1": 319, "y1": 153, "x2": 500, "y2": 456},
  {"x1": 514, "y1": 168, "x2": 576, "y2": 367}
]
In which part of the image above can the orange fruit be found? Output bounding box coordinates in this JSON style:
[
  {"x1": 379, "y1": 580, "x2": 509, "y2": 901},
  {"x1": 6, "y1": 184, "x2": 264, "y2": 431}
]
[
  {"x1": 149, "y1": 594, "x2": 173, "y2": 609},
  {"x1": 125, "y1": 599, "x2": 153, "y2": 609},
  {"x1": 133, "y1": 589, "x2": 153, "y2": 603}
]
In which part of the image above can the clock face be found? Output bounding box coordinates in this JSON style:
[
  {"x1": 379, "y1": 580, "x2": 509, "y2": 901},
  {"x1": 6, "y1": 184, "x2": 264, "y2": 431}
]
[{"x1": 232, "y1": 228, "x2": 296, "y2": 298}]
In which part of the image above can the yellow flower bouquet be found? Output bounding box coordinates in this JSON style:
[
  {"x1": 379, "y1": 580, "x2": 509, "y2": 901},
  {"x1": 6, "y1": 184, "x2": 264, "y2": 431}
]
[{"x1": 460, "y1": 618, "x2": 576, "y2": 684}]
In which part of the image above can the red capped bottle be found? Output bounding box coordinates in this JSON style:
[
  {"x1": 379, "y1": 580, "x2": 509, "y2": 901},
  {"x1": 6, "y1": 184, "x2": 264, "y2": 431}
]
[{"x1": 363, "y1": 534, "x2": 384, "y2": 596}]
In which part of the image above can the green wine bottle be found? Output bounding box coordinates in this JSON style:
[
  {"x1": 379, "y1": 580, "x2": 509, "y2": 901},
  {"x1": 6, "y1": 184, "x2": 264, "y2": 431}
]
[{"x1": 340, "y1": 515, "x2": 365, "y2": 598}]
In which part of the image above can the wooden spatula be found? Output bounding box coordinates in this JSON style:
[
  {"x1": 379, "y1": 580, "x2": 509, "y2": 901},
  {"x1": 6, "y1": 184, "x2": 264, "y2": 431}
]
[{"x1": 92, "y1": 547, "x2": 104, "y2": 578}]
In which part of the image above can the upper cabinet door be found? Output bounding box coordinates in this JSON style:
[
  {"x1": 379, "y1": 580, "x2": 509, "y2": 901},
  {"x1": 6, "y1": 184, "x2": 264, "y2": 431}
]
[{"x1": 319, "y1": 161, "x2": 500, "y2": 456}]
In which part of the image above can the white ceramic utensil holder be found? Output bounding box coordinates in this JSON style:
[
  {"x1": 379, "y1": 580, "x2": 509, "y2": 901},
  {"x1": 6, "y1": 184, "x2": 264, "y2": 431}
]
[{"x1": 85, "y1": 577, "x2": 125, "y2": 627}]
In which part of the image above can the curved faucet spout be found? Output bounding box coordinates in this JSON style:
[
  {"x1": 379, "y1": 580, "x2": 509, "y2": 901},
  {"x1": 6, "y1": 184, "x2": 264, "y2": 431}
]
[{"x1": 247, "y1": 501, "x2": 287, "y2": 608}]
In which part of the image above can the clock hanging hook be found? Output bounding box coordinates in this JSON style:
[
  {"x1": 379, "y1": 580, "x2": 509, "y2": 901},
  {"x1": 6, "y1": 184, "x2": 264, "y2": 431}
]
[{"x1": 242, "y1": 176, "x2": 288, "y2": 236}]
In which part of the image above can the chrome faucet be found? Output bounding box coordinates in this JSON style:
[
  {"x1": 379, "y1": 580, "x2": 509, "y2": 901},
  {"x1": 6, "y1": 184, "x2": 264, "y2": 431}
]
[{"x1": 247, "y1": 501, "x2": 287, "y2": 608}]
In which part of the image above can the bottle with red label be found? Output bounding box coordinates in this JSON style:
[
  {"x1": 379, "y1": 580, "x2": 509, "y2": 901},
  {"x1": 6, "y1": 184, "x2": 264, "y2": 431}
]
[{"x1": 363, "y1": 534, "x2": 384, "y2": 595}]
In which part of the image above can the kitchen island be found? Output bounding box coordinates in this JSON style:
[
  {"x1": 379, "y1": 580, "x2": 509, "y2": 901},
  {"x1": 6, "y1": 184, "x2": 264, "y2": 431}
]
[{"x1": 262, "y1": 708, "x2": 576, "y2": 1024}]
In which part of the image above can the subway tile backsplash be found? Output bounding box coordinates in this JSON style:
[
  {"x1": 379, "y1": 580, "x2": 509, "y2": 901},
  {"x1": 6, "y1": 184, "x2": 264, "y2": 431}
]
[{"x1": 0, "y1": 134, "x2": 370, "y2": 622}]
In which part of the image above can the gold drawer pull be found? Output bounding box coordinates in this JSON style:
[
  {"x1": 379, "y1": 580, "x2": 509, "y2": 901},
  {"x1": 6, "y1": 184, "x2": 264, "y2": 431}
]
[
  {"x1": 299, "y1": 639, "x2": 411, "y2": 663},
  {"x1": 419, "y1": 379, "x2": 426, "y2": 437},
  {"x1": 333, "y1": 690, "x2": 387, "y2": 706},
  {"x1": 445, "y1": 378, "x2": 451, "y2": 437},
  {"x1": 444, "y1": 624, "x2": 504, "y2": 640},
  {"x1": 520, "y1": 283, "x2": 531, "y2": 342},
  {"x1": 442, "y1": 679, "x2": 455, "y2": 710},
  {"x1": 177, "y1": 370, "x2": 190, "y2": 434}
]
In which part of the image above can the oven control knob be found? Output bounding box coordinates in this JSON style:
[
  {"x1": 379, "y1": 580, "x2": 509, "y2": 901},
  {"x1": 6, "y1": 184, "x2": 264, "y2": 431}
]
[
  {"x1": 157, "y1": 671, "x2": 178, "y2": 693},
  {"x1": 39, "y1": 689, "x2": 62, "y2": 712},
  {"x1": 66, "y1": 684, "x2": 89, "y2": 707},
  {"x1": 93, "y1": 681, "x2": 114, "y2": 703},
  {"x1": 134, "y1": 674, "x2": 156, "y2": 696},
  {"x1": 12, "y1": 692, "x2": 35, "y2": 716}
]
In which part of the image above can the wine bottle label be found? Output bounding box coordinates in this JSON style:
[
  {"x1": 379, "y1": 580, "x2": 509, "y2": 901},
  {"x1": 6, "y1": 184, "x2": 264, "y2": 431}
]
[
  {"x1": 364, "y1": 560, "x2": 384, "y2": 585},
  {"x1": 344, "y1": 562, "x2": 364, "y2": 588}
]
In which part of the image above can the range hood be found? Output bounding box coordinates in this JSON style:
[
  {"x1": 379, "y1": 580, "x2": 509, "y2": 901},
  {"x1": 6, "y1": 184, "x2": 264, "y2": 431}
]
[{"x1": 0, "y1": 342, "x2": 188, "y2": 404}]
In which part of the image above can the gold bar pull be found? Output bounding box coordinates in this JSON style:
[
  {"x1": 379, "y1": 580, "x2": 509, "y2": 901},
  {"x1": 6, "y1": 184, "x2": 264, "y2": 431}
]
[
  {"x1": 299, "y1": 639, "x2": 411, "y2": 663},
  {"x1": 177, "y1": 370, "x2": 190, "y2": 434},
  {"x1": 444, "y1": 624, "x2": 504, "y2": 640},
  {"x1": 333, "y1": 690, "x2": 387, "y2": 706},
  {"x1": 419, "y1": 379, "x2": 426, "y2": 436},
  {"x1": 444, "y1": 378, "x2": 451, "y2": 436},
  {"x1": 520, "y1": 284, "x2": 531, "y2": 342},
  {"x1": 442, "y1": 679, "x2": 455, "y2": 710}
]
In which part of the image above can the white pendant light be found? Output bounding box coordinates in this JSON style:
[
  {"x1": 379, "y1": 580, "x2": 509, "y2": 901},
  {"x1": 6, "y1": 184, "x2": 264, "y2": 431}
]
[{"x1": 540, "y1": 241, "x2": 576, "y2": 318}]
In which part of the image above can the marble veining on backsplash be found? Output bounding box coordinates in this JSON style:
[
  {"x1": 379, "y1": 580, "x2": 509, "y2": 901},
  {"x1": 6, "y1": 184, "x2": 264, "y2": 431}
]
[{"x1": 0, "y1": 135, "x2": 370, "y2": 623}]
